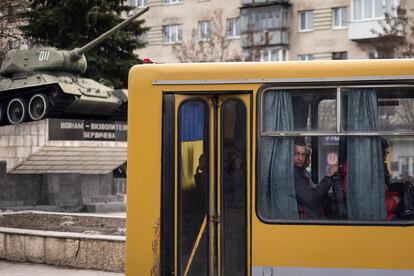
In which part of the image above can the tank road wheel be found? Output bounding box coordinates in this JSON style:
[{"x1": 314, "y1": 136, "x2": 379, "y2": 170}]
[
  {"x1": 7, "y1": 98, "x2": 28, "y2": 125},
  {"x1": 28, "y1": 93, "x2": 49, "y2": 121}
]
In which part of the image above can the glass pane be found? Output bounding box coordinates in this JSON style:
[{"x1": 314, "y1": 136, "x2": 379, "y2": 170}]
[
  {"x1": 385, "y1": 0, "x2": 393, "y2": 15},
  {"x1": 261, "y1": 13, "x2": 267, "y2": 29},
  {"x1": 317, "y1": 136, "x2": 345, "y2": 220},
  {"x1": 386, "y1": 137, "x2": 414, "y2": 183},
  {"x1": 258, "y1": 134, "x2": 412, "y2": 222},
  {"x1": 273, "y1": 10, "x2": 281, "y2": 28},
  {"x1": 375, "y1": 0, "x2": 383, "y2": 17},
  {"x1": 300, "y1": 12, "x2": 306, "y2": 30},
  {"x1": 178, "y1": 100, "x2": 209, "y2": 276},
  {"x1": 235, "y1": 18, "x2": 240, "y2": 35},
  {"x1": 333, "y1": 8, "x2": 340, "y2": 27},
  {"x1": 178, "y1": 25, "x2": 183, "y2": 42},
  {"x1": 341, "y1": 7, "x2": 348, "y2": 26},
  {"x1": 221, "y1": 100, "x2": 247, "y2": 276},
  {"x1": 293, "y1": 137, "x2": 340, "y2": 220},
  {"x1": 364, "y1": 0, "x2": 373, "y2": 18},
  {"x1": 340, "y1": 135, "x2": 414, "y2": 221},
  {"x1": 341, "y1": 87, "x2": 414, "y2": 132},
  {"x1": 258, "y1": 134, "x2": 340, "y2": 221},
  {"x1": 308, "y1": 11, "x2": 314, "y2": 29},
  {"x1": 354, "y1": 0, "x2": 362, "y2": 20},
  {"x1": 318, "y1": 99, "x2": 337, "y2": 130},
  {"x1": 262, "y1": 89, "x2": 337, "y2": 132}
]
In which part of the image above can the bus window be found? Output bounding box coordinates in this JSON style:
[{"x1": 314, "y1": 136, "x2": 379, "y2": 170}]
[
  {"x1": 341, "y1": 87, "x2": 414, "y2": 132},
  {"x1": 178, "y1": 100, "x2": 209, "y2": 276},
  {"x1": 261, "y1": 88, "x2": 336, "y2": 133},
  {"x1": 221, "y1": 100, "x2": 247, "y2": 276},
  {"x1": 258, "y1": 86, "x2": 414, "y2": 223},
  {"x1": 258, "y1": 89, "x2": 337, "y2": 220}
]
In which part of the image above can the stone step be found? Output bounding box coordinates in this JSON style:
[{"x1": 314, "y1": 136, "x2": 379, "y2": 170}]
[
  {"x1": 0, "y1": 201, "x2": 24, "y2": 208},
  {"x1": 2, "y1": 205, "x2": 62, "y2": 212},
  {"x1": 90, "y1": 195, "x2": 122, "y2": 203},
  {"x1": 84, "y1": 202, "x2": 126, "y2": 213}
]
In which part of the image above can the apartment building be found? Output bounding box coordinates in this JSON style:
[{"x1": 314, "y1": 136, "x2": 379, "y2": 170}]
[
  {"x1": 131, "y1": 0, "x2": 242, "y2": 63},
  {"x1": 291, "y1": 0, "x2": 410, "y2": 60},
  {"x1": 130, "y1": 0, "x2": 411, "y2": 63},
  {"x1": 290, "y1": 0, "x2": 363, "y2": 60}
]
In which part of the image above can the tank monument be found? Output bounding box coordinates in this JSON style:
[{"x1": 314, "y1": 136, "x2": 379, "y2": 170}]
[{"x1": 0, "y1": 7, "x2": 149, "y2": 212}]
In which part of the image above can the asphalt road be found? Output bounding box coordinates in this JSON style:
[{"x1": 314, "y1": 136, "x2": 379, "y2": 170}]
[{"x1": 0, "y1": 260, "x2": 124, "y2": 276}]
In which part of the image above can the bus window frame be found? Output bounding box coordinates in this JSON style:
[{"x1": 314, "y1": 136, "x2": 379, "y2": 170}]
[
  {"x1": 219, "y1": 97, "x2": 249, "y2": 276},
  {"x1": 161, "y1": 91, "x2": 253, "y2": 276},
  {"x1": 176, "y1": 97, "x2": 210, "y2": 276},
  {"x1": 256, "y1": 81, "x2": 414, "y2": 226},
  {"x1": 161, "y1": 94, "x2": 176, "y2": 276}
]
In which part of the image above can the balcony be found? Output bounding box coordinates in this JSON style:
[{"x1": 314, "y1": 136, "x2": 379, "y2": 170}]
[
  {"x1": 240, "y1": 2, "x2": 290, "y2": 49},
  {"x1": 241, "y1": 30, "x2": 288, "y2": 48},
  {"x1": 348, "y1": 19, "x2": 385, "y2": 40}
]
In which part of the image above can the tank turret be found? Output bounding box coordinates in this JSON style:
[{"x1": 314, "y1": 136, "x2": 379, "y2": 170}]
[
  {"x1": 1, "y1": 7, "x2": 149, "y2": 76},
  {"x1": 0, "y1": 7, "x2": 149, "y2": 125}
]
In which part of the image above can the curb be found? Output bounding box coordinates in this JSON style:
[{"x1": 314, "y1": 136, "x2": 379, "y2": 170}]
[{"x1": 0, "y1": 212, "x2": 126, "y2": 272}]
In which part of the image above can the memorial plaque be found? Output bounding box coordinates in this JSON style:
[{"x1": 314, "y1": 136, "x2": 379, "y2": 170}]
[{"x1": 49, "y1": 119, "x2": 127, "y2": 141}]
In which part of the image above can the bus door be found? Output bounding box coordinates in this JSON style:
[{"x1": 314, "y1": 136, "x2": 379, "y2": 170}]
[{"x1": 168, "y1": 93, "x2": 250, "y2": 276}]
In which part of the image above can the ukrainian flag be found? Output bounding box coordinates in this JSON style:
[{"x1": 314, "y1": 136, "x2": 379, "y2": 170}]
[{"x1": 180, "y1": 102, "x2": 206, "y2": 190}]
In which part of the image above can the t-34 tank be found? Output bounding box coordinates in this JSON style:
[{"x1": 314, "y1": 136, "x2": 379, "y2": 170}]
[{"x1": 0, "y1": 7, "x2": 149, "y2": 125}]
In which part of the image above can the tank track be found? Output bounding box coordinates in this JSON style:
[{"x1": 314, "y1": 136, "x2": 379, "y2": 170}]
[
  {"x1": 45, "y1": 85, "x2": 76, "y2": 118},
  {"x1": 109, "y1": 101, "x2": 128, "y2": 122},
  {"x1": 0, "y1": 84, "x2": 129, "y2": 125},
  {"x1": 0, "y1": 84, "x2": 76, "y2": 125}
]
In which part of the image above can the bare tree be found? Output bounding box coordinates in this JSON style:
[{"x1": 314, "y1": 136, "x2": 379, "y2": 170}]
[
  {"x1": 0, "y1": 0, "x2": 28, "y2": 62},
  {"x1": 361, "y1": 6, "x2": 414, "y2": 58},
  {"x1": 397, "y1": 100, "x2": 414, "y2": 126},
  {"x1": 172, "y1": 9, "x2": 241, "y2": 62},
  {"x1": 360, "y1": 6, "x2": 414, "y2": 127}
]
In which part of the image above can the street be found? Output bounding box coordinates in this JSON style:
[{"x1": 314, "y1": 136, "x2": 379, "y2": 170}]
[{"x1": 0, "y1": 260, "x2": 124, "y2": 276}]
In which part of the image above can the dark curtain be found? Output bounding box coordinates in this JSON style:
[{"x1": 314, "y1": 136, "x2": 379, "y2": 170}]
[
  {"x1": 180, "y1": 101, "x2": 205, "y2": 142},
  {"x1": 260, "y1": 91, "x2": 298, "y2": 219},
  {"x1": 346, "y1": 89, "x2": 386, "y2": 220}
]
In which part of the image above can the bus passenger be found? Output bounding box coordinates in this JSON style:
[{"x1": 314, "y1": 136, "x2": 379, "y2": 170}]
[{"x1": 294, "y1": 142, "x2": 338, "y2": 219}]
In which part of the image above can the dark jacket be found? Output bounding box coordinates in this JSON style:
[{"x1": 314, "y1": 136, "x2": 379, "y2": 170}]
[{"x1": 294, "y1": 165, "x2": 333, "y2": 219}]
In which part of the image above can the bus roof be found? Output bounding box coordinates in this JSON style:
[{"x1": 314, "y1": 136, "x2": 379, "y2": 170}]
[{"x1": 129, "y1": 59, "x2": 414, "y2": 86}]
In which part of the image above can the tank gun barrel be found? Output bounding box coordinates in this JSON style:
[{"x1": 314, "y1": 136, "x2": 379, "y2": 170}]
[{"x1": 69, "y1": 6, "x2": 149, "y2": 61}]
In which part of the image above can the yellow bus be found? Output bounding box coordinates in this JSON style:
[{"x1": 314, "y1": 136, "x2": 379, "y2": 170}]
[{"x1": 126, "y1": 59, "x2": 414, "y2": 276}]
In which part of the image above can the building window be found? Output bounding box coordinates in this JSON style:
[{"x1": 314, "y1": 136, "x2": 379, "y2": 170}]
[
  {"x1": 299, "y1": 10, "x2": 313, "y2": 32},
  {"x1": 298, "y1": 54, "x2": 314, "y2": 61},
  {"x1": 333, "y1": 7, "x2": 348, "y2": 28},
  {"x1": 261, "y1": 10, "x2": 281, "y2": 29},
  {"x1": 129, "y1": 0, "x2": 147, "y2": 7},
  {"x1": 241, "y1": 7, "x2": 289, "y2": 32},
  {"x1": 227, "y1": 18, "x2": 240, "y2": 38},
  {"x1": 163, "y1": 24, "x2": 183, "y2": 43},
  {"x1": 164, "y1": 0, "x2": 182, "y2": 4},
  {"x1": 198, "y1": 20, "x2": 211, "y2": 41},
  {"x1": 352, "y1": 0, "x2": 398, "y2": 21},
  {"x1": 260, "y1": 48, "x2": 288, "y2": 62},
  {"x1": 243, "y1": 48, "x2": 288, "y2": 62},
  {"x1": 332, "y1": 51, "x2": 348, "y2": 60}
]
